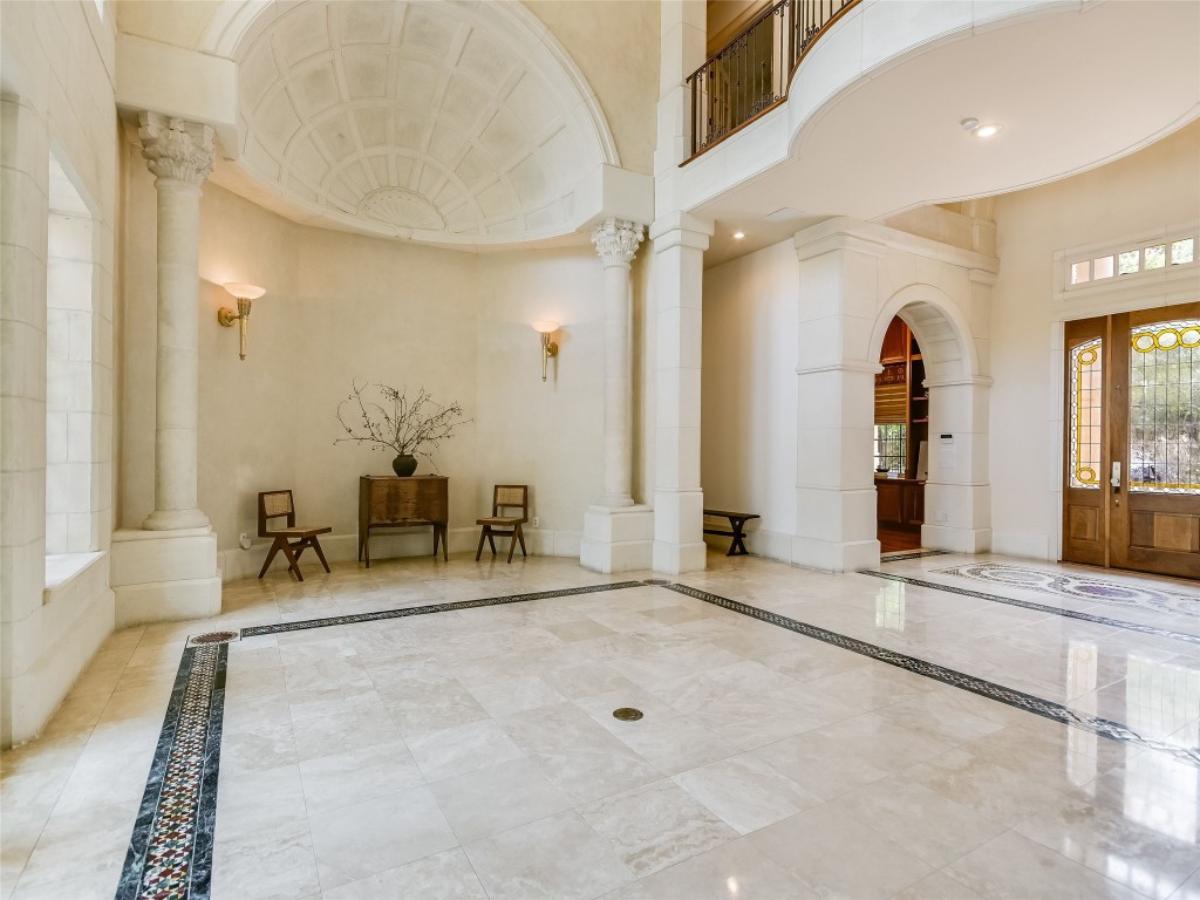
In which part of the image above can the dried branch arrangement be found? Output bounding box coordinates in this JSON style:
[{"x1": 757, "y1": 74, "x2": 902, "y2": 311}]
[{"x1": 335, "y1": 380, "x2": 469, "y2": 460}]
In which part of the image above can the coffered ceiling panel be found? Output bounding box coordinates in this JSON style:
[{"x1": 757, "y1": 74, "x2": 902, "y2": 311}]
[{"x1": 232, "y1": 0, "x2": 617, "y2": 245}]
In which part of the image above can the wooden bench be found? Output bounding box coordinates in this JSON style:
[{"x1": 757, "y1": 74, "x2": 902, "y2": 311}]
[{"x1": 703, "y1": 509, "x2": 760, "y2": 557}]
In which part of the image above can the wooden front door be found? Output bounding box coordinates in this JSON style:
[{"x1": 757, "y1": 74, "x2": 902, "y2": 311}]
[{"x1": 1063, "y1": 303, "x2": 1200, "y2": 579}]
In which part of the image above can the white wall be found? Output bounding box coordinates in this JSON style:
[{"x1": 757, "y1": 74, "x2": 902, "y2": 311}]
[
  {"x1": 121, "y1": 169, "x2": 635, "y2": 575},
  {"x1": 701, "y1": 240, "x2": 799, "y2": 555},
  {"x1": 0, "y1": 0, "x2": 119, "y2": 747},
  {"x1": 989, "y1": 121, "x2": 1200, "y2": 559}
]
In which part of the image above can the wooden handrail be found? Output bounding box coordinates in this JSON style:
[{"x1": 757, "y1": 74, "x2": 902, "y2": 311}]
[{"x1": 684, "y1": 0, "x2": 860, "y2": 163}]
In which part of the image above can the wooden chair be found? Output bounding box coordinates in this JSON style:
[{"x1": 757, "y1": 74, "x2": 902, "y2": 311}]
[
  {"x1": 475, "y1": 485, "x2": 528, "y2": 563},
  {"x1": 257, "y1": 490, "x2": 332, "y2": 581}
]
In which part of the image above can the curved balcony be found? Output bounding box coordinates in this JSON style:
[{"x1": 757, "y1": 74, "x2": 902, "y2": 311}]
[{"x1": 686, "y1": 0, "x2": 860, "y2": 160}]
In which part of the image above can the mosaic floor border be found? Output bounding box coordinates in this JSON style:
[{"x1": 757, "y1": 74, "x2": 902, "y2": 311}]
[
  {"x1": 239, "y1": 580, "x2": 645, "y2": 638},
  {"x1": 858, "y1": 569, "x2": 1200, "y2": 647},
  {"x1": 878, "y1": 549, "x2": 950, "y2": 562},
  {"x1": 113, "y1": 573, "x2": 1200, "y2": 899},
  {"x1": 664, "y1": 581, "x2": 1200, "y2": 767}
]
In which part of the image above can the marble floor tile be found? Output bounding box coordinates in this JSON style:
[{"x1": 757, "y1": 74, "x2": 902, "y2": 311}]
[
  {"x1": 600, "y1": 836, "x2": 819, "y2": 899},
  {"x1": 463, "y1": 811, "x2": 634, "y2": 900},
  {"x1": 745, "y1": 730, "x2": 891, "y2": 801},
  {"x1": 944, "y1": 830, "x2": 1149, "y2": 899},
  {"x1": 212, "y1": 823, "x2": 321, "y2": 900},
  {"x1": 321, "y1": 848, "x2": 488, "y2": 900},
  {"x1": 747, "y1": 805, "x2": 933, "y2": 899},
  {"x1": 579, "y1": 778, "x2": 738, "y2": 877},
  {"x1": 429, "y1": 756, "x2": 573, "y2": 842},
  {"x1": 297, "y1": 739, "x2": 424, "y2": 814},
  {"x1": 672, "y1": 753, "x2": 820, "y2": 834},
  {"x1": 407, "y1": 718, "x2": 525, "y2": 781},
  {"x1": 306, "y1": 785, "x2": 458, "y2": 889}
]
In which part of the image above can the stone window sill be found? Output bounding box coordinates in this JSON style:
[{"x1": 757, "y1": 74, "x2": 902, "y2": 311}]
[{"x1": 45, "y1": 551, "x2": 105, "y2": 593}]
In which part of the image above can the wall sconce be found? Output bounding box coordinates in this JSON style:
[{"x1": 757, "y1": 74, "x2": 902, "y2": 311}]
[
  {"x1": 218, "y1": 283, "x2": 265, "y2": 360},
  {"x1": 531, "y1": 320, "x2": 559, "y2": 382}
]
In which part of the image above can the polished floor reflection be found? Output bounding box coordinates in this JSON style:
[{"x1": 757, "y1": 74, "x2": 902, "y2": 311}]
[{"x1": 3, "y1": 551, "x2": 1199, "y2": 899}]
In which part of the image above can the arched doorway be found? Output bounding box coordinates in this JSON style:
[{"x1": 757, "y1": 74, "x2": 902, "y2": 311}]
[{"x1": 867, "y1": 288, "x2": 991, "y2": 556}]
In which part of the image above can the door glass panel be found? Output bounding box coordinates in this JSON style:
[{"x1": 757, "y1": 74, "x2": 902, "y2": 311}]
[
  {"x1": 1129, "y1": 319, "x2": 1200, "y2": 493},
  {"x1": 1069, "y1": 337, "x2": 1103, "y2": 489}
]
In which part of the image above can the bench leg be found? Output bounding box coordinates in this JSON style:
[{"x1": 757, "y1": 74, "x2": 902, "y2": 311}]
[{"x1": 728, "y1": 518, "x2": 749, "y2": 556}]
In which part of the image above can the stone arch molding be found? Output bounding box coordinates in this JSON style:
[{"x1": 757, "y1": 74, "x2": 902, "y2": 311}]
[
  {"x1": 202, "y1": 0, "x2": 620, "y2": 246},
  {"x1": 867, "y1": 282, "x2": 980, "y2": 385}
]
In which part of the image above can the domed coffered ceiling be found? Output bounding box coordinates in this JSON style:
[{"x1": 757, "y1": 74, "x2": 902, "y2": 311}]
[{"x1": 229, "y1": 0, "x2": 618, "y2": 245}]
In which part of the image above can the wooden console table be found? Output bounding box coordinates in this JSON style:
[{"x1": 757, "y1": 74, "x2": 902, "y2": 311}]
[{"x1": 358, "y1": 475, "x2": 448, "y2": 567}]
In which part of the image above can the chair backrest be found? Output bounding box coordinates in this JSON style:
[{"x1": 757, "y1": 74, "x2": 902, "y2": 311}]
[
  {"x1": 492, "y1": 484, "x2": 528, "y2": 522},
  {"x1": 258, "y1": 490, "x2": 295, "y2": 536}
]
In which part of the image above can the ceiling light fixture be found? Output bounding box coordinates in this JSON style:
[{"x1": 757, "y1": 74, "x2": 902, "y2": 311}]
[
  {"x1": 960, "y1": 117, "x2": 1000, "y2": 139},
  {"x1": 732, "y1": 230, "x2": 745, "y2": 240}
]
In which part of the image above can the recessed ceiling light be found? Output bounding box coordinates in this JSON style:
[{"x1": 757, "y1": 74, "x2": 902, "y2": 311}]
[
  {"x1": 732, "y1": 230, "x2": 745, "y2": 240},
  {"x1": 960, "y1": 117, "x2": 1000, "y2": 139}
]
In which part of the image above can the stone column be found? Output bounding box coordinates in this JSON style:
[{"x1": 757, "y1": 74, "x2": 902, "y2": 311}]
[
  {"x1": 791, "y1": 224, "x2": 884, "y2": 572},
  {"x1": 650, "y1": 212, "x2": 712, "y2": 575},
  {"x1": 580, "y1": 220, "x2": 654, "y2": 573},
  {"x1": 591, "y1": 218, "x2": 643, "y2": 507},
  {"x1": 138, "y1": 112, "x2": 213, "y2": 531}
]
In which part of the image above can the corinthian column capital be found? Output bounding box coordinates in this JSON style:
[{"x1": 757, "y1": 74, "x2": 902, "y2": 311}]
[
  {"x1": 138, "y1": 112, "x2": 215, "y2": 185},
  {"x1": 591, "y1": 218, "x2": 644, "y2": 268}
]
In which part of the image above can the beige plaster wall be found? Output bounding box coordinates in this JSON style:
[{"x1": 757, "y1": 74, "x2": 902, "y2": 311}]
[
  {"x1": 121, "y1": 165, "x2": 629, "y2": 566},
  {"x1": 989, "y1": 121, "x2": 1200, "y2": 559}
]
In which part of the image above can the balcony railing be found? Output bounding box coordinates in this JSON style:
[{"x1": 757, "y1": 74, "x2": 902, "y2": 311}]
[{"x1": 685, "y1": 0, "x2": 859, "y2": 161}]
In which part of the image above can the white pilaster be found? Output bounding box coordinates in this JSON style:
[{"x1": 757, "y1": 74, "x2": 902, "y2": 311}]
[
  {"x1": 791, "y1": 227, "x2": 885, "y2": 571},
  {"x1": 581, "y1": 218, "x2": 653, "y2": 573},
  {"x1": 921, "y1": 375, "x2": 993, "y2": 553},
  {"x1": 650, "y1": 212, "x2": 712, "y2": 574}
]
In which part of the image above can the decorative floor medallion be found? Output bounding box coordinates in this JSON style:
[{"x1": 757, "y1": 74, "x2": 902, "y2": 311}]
[{"x1": 938, "y1": 563, "x2": 1199, "y2": 616}]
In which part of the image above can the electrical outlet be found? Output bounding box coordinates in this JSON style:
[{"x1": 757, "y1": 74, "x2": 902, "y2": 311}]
[
  {"x1": 238, "y1": 532, "x2": 252, "y2": 550},
  {"x1": 531, "y1": 516, "x2": 540, "y2": 528}
]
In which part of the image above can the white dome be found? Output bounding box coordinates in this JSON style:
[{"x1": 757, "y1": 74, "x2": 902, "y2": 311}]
[{"x1": 231, "y1": 0, "x2": 617, "y2": 245}]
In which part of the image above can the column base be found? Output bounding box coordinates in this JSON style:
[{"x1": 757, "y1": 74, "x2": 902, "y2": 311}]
[
  {"x1": 921, "y1": 524, "x2": 992, "y2": 554},
  {"x1": 580, "y1": 505, "x2": 653, "y2": 573},
  {"x1": 142, "y1": 507, "x2": 211, "y2": 531},
  {"x1": 111, "y1": 527, "x2": 221, "y2": 627},
  {"x1": 790, "y1": 535, "x2": 880, "y2": 572},
  {"x1": 652, "y1": 540, "x2": 707, "y2": 575}
]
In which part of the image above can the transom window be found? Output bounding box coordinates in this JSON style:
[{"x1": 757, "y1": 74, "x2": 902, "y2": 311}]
[
  {"x1": 1129, "y1": 319, "x2": 1200, "y2": 494},
  {"x1": 1068, "y1": 233, "x2": 1197, "y2": 288}
]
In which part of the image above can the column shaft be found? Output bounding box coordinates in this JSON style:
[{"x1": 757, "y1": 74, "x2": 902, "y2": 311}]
[{"x1": 138, "y1": 113, "x2": 214, "y2": 531}]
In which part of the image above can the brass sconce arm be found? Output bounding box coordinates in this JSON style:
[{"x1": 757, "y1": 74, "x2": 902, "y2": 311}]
[
  {"x1": 532, "y1": 320, "x2": 559, "y2": 382},
  {"x1": 218, "y1": 283, "x2": 265, "y2": 360}
]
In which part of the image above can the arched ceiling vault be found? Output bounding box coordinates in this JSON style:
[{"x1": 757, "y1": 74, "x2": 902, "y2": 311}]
[{"x1": 219, "y1": 0, "x2": 619, "y2": 246}]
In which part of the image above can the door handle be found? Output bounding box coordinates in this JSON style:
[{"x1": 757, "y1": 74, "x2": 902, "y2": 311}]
[{"x1": 1111, "y1": 461, "x2": 1121, "y2": 491}]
